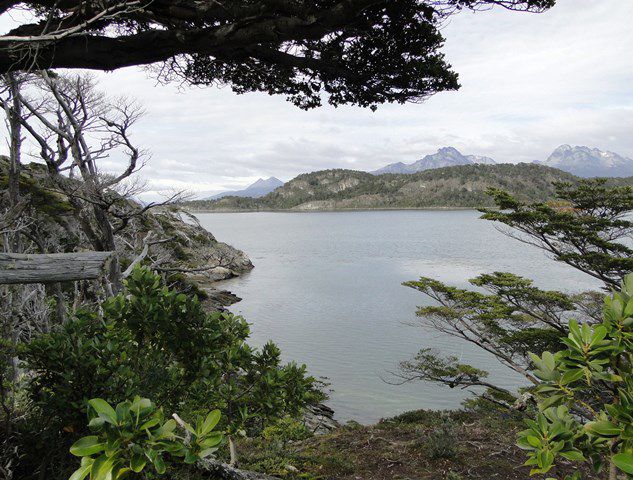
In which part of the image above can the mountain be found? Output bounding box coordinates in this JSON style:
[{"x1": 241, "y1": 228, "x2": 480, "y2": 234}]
[
  {"x1": 207, "y1": 177, "x2": 284, "y2": 199},
  {"x1": 371, "y1": 147, "x2": 496, "y2": 175},
  {"x1": 181, "y1": 163, "x2": 630, "y2": 212},
  {"x1": 466, "y1": 154, "x2": 496, "y2": 165},
  {"x1": 539, "y1": 145, "x2": 633, "y2": 177}
]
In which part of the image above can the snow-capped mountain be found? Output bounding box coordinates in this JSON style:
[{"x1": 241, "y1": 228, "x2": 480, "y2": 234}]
[
  {"x1": 371, "y1": 147, "x2": 496, "y2": 175},
  {"x1": 538, "y1": 145, "x2": 633, "y2": 178}
]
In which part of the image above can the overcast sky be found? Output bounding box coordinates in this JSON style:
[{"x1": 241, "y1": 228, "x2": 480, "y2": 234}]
[{"x1": 3, "y1": 0, "x2": 633, "y2": 199}]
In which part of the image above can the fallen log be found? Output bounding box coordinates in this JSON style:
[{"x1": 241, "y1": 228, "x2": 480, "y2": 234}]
[{"x1": 0, "y1": 251, "x2": 113, "y2": 284}]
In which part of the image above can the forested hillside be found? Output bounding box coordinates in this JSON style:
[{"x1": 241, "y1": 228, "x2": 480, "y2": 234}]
[{"x1": 183, "y1": 163, "x2": 632, "y2": 211}]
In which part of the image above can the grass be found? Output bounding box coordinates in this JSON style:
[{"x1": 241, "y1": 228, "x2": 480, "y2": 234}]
[{"x1": 236, "y1": 409, "x2": 597, "y2": 480}]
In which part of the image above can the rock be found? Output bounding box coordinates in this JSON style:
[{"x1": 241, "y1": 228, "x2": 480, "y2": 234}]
[
  {"x1": 303, "y1": 403, "x2": 339, "y2": 435},
  {"x1": 198, "y1": 459, "x2": 279, "y2": 480}
]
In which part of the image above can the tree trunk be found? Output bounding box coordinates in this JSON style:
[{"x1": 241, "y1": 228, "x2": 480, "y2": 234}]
[
  {"x1": 4, "y1": 71, "x2": 22, "y2": 253},
  {"x1": 0, "y1": 251, "x2": 113, "y2": 284}
]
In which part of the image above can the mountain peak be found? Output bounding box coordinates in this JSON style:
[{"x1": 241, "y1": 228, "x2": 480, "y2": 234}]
[
  {"x1": 543, "y1": 145, "x2": 633, "y2": 177},
  {"x1": 206, "y1": 176, "x2": 284, "y2": 200},
  {"x1": 371, "y1": 147, "x2": 497, "y2": 175}
]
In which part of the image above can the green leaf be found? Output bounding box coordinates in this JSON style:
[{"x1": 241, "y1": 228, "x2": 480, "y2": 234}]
[
  {"x1": 527, "y1": 435, "x2": 542, "y2": 448},
  {"x1": 69, "y1": 464, "x2": 91, "y2": 480},
  {"x1": 612, "y1": 453, "x2": 633, "y2": 474},
  {"x1": 201, "y1": 410, "x2": 221, "y2": 435},
  {"x1": 560, "y1": 450, "x2": 586, "y2": 462},
  {"x1": 153, "y1": 454, "x2": 166, "y2": 474},
  {"x1": 70, "y1": 436, "x2": 105, "y2": 457},
  {"x1": 130, "y1": 453, "x2": 146, "y2": 473},
  {"x1": 584, "y1": 420, "x2": 621, "y2": 437},
  {"x1": 199, "y1": 448, "x2": 218, "y2": 458},
  {"x1": 200, "y1": 433, "x2": 223, "y2": 448},
  {"x1": 88, "y1": 399, "x2": 117, "y2": 424}
]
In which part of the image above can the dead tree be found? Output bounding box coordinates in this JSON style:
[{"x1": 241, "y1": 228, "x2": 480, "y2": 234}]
[{"x1": 0, "y1": 72, "x2": 149, "y2": 293}]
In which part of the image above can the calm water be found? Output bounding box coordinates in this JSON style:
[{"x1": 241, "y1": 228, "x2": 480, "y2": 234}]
[{"x1": 196, "y1": 210, "x2": 601, "y2": 423}]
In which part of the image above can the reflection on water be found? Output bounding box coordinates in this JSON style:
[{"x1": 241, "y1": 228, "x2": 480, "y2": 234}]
[{"x1": 197, "y1": 210, "x2": 601, "y2": 423}]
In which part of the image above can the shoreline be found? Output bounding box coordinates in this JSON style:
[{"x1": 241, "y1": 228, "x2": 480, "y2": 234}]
[{"x1": 184, "y1": 206, "x2": 485, "y2": 214}]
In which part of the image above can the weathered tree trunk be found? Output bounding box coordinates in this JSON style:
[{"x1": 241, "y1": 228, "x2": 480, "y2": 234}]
[
  {"x1": 0, "y1": 252, "x2": 113, "y2": 284},
  {"x1": 4, "y1": 72, "x2": 22, "y2": 253}
]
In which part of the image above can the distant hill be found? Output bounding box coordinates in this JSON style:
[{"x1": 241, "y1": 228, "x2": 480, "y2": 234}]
[
  {"x1": 181, "y1": 163, "x2": 632, "y2": 212},
  {"x1": 371, "y1": 147, "x2": 496, "y2": 175},
  {"x1": 206, "y1": 177, "x2": 284, "y2": 199},
  {"x1": 537, "y1": 145, "x2": 633, "y2": 178}
]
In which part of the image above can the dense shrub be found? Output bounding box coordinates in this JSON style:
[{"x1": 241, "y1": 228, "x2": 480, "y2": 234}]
[{"x1": 17, "y1": 267, "x2": 322, "y2": 478}]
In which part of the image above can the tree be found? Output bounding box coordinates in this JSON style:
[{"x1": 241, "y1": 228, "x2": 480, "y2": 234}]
[
  {"x1": 399, "y1": 180, "x2": 633, "y2": 408},
  {"x1": 0, "y1": 1, "x2": 554, "y2": 109},
  {"x1": 517, "y1": 274, "x2": 632, "y2": 480}
]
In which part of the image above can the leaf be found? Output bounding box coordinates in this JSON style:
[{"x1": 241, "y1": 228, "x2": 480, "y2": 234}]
[
  {"x1": 130, "y1": 453, "x2": 146, "y2": 473},
  {"x1": 584, "y1": 420, "x2": 621, "y2": 437},
  {"x1": 560, "y1": 369, "x2": 584, "y2": 385},
  {"x1": 527, "y1": 435, "x2": 542, "y2": 448},
  {"x1": 200, "y1": 433, "x2": 223, "y2": 448},
  {"x1": 199, "y1": 447, "x2": 218, "y2": 458},
  {"x1": 153, "y1": 454, "x2": 166, "y2": 474},
  {"x1": 612, "y1": 453, "x2": 633, "y2": 474},
  {"x1": 88, "y1": 399, "x2": 117, "y2": 424},
  {"x1": 69, "y1": 464, "x2": 91, "y2": 480},
  {"x1": 70, "y1": 436, "x2": 105, "y2": 457},
  {"x1": 560, "y1": 450, "x2": 586, "y2": 462},
  {"x1": 201, "y1": 410, "x2": 221, "y2": 435},
  {"x1": 540, "y1": 395, "x2": 564, "y2": 409}
]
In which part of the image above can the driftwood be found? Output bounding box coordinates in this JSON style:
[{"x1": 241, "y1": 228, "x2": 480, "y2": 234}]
[
  {"x1": 0, "y1": 251, "x2": 113, "y2": 284},
  {"x1": 198, "y1": 459, "x2": 279, "y2": 480}
]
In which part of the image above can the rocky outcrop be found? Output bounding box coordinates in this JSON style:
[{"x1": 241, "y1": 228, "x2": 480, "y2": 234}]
[
  {"x1": 0, "y1": 159, "x2": 253, "y2": 307},
  {"x1": 303, "y1": 403, "x2": 339, "y2": 435}
]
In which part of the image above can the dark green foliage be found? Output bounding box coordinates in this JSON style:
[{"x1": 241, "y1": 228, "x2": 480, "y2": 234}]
[
  {"x1": 18, "y1": 267, "x2": 321, "y2": 479},
  {"x1": 401, "y1": 180, "x2": 632, "y2": 407},
  {"x1": 482, "y1": 180, "x2": 633, "y2": 288},
  {"x1": 426, "y1": 417, "x2": 458, "y2": 460},
  {"x1": 518, "y1": 276, "x2": 633, "y2": 478}
]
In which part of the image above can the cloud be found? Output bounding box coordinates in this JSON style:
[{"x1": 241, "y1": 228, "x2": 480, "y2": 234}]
[{"x1": 2, "y1": 0, "x2": 632, "y2": 199}]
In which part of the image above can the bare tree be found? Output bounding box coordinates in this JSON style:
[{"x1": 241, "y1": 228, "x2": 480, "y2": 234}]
[{"x1": 0, "y1": 72, "x2": 152, "y2": 292}]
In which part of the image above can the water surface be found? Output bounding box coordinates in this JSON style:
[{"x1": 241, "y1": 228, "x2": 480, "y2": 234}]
[{"x1": 196, "y1": 210, "x2": 601, "y2": 423}]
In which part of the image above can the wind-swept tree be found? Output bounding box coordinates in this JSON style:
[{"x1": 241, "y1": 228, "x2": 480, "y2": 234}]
[
  {"x1": 0, "y1": 1, "x2": 554, "y2": 109},
  {"x1": 399, "y1": 180, "x2": 633, "y2": 408}
]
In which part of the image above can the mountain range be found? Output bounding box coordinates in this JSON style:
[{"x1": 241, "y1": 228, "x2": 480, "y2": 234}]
[
  {"x1": 371, "y1": 145, "x2": 633, "y2": 178},
  {"x1": 207, "y1": 177, "x2": 284, "y2": 199},
  {"x1": 371, "y1": 147, "x2": 496, "y2": 175},
  {"x1": 199, "y1": 145, "x2": 633, "y2": 202}
]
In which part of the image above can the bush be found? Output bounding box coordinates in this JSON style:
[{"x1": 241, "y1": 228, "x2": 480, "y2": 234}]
[
  {"x1": 518, "y1": 274, "x2": 633, "y2": 479},
  {"x1": 69, "y1": 397, "x2": 222, "y2": 480},
  {"x1": 426, "y1": 417, "x2": 458, "y2": 460},
  {"x1": 19, "y1": 267, "x2": 322, "y2": 477}
]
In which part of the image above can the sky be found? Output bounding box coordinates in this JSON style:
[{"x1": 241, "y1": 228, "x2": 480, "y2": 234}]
[{"x1": 2, "y1": 0, "x2": 633, "y2": 199}]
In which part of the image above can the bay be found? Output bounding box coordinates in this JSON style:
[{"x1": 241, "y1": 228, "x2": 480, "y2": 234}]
[{"x1": 196, "y1": 210, "x2": 601, "y2": 423}]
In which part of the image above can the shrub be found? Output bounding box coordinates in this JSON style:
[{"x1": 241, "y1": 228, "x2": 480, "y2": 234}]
[
  {"x1": 69, "y1": 397, "x2": 222, "y2": 480},
  {"x1": 518, "y1": 274, "x2": 633, "y2": 479},
  {"x1": 426, "y1": 417, "x2": 458, "y2": 460},
  {"x1": 21, "y1": 267, "x2": 322, "y2": 475}
]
